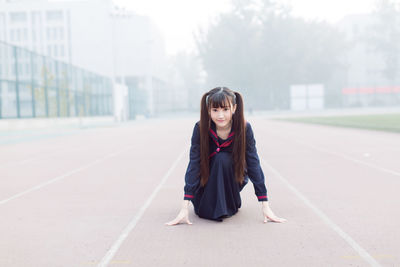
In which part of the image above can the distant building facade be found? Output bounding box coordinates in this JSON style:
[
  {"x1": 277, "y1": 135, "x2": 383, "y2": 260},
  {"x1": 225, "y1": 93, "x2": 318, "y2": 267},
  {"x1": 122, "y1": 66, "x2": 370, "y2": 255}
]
[{"x1": 0, "y1": 0, "x2": 169, "y2": 118}]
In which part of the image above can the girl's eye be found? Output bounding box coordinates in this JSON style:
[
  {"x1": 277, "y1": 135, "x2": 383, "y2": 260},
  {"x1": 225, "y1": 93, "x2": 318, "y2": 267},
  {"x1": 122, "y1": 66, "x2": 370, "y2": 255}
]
[{"x1": 224, "y1": 108, "x2": 229, "y2": 111}]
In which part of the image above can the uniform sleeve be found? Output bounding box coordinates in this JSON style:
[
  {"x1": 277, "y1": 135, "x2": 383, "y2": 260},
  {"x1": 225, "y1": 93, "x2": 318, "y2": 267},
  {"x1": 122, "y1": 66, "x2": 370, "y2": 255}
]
[
  {"x1": 246, "y1": 122, "x2": 268, "y2": 202},
  {"x1": 183, "y1": 122, "x2": 201, "y2": 200}
]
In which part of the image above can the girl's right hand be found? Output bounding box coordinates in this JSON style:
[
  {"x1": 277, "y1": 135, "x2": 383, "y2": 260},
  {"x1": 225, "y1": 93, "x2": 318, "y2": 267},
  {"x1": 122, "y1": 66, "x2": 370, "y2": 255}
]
[{"x1": 165, "y1": 208, "x2": 193, "y2": 226}]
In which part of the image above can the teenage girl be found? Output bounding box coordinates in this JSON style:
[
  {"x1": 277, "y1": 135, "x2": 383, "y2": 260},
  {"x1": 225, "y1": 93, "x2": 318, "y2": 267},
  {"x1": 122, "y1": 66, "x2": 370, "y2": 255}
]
[{"x1": 166, "y1": 87, "x2": 286, "y2": 225}]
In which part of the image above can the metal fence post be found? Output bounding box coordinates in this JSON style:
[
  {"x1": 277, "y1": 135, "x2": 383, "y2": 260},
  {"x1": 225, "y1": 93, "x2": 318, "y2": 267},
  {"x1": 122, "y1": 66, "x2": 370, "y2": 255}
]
[
  {"x1": 96, "y1": 75, "x2": 99, "y2": 116},
  {"x1": 55, "y1": 61, "x2": 60, "y2": 117},
  {"x1": 43, "y1": 56, "x2": 49, "y2": 117},
  {"x1": 74, "y1": 68, "x2": 79, "y2": 116},
  {"x1": 82, "y1": 71, "x2": 87, "y2": 116},
  {"x1": 66, "y1": 63, "x2": 70, "y2": 117},
  {"x1": 100, "y1": 77, "x2": 105, "y2": 115},
  {"x1": 13, "y1": 46, "x2": 21, "y2": 118},
  {"x1": 30, "y1": 53, "x2": 36, "y2": 118}
]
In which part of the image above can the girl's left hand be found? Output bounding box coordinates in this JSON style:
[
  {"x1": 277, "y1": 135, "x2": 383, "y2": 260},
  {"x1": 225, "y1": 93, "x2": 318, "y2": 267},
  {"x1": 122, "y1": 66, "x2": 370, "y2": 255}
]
[{"x1": 262, "y1": 202, "x2": 287, "y2": 223}]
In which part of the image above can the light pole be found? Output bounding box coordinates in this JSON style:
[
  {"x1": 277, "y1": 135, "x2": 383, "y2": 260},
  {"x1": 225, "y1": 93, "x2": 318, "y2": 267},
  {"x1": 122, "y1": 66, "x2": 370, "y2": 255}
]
[{"x1": 146, "y1": 38, "x2": 154, "y2": 117}]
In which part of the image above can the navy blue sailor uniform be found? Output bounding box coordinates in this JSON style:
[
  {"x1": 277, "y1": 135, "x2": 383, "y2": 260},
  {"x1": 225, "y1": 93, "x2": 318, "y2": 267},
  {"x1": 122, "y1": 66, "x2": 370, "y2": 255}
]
[{"x1": 183, "y1": 120, "x2": 268, "y2": 221}]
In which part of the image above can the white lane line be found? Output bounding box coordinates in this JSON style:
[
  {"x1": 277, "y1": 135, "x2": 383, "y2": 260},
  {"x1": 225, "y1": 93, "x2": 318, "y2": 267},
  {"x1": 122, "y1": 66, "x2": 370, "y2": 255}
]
[
  {"x1": 0, "y1": 146, "x2": 134, "y2": 206},
  {"x1": 260, "y1": 156, "x2": 382, "y2": 267},
  {"x1": 293, "y1": 140, "x2": 400, "y2": 177},
  {"x1": 0, "y1": 149, "x2": 67, "y2": 169},
  {"x1": 97, "y1": 147, "x2": 188, "y2": 267},
  {"x1": 261, "y1": 126, "x2": 400, "y2": 178}
]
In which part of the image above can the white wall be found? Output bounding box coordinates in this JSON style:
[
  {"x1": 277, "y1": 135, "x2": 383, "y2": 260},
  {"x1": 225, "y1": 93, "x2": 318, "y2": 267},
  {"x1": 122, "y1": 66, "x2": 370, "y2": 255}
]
[
  {"x1": 290, "y1": 84, "x2": 325, "y2": 111},
  {"x1": 112, "y1": 10, "x2": 167, "y2": 81},
  {"x1": 0, "y1": 0, "x2": 167, "y2": 81}
]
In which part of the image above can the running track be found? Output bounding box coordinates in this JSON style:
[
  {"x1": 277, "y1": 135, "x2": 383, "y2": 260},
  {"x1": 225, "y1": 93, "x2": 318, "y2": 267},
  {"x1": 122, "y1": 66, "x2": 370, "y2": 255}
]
[{"x1": 0, "y1": 116, "x2": 399, "y2": 266}]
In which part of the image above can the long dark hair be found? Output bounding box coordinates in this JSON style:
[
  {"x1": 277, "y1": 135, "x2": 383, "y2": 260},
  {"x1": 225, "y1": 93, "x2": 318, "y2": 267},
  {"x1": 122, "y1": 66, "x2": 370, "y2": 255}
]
[{"x1": 199, "y1": 87, "x2": 246, "y2": 187}]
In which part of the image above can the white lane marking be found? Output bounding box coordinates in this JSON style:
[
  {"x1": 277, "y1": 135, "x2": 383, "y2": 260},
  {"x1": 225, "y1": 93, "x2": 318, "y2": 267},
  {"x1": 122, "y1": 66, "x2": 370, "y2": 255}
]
[
  {"x1": 97, "y1": 147, "x2": 188, "y2": 267},
  {"x1": 0, "y1": 149, "x2": 66, "y2": 169},
  {"x1": 260, "y1": 156, "x2": 382, "y2": 267},
  {"x1": 0, "y1": 146, "x2": 134, "y2": 206},
  {"x1": 289, "y1": 138, "x2": 400, "y2": 177},
  {"x1": 259, "y1": 123, "x2": 400, "y2": 178}
]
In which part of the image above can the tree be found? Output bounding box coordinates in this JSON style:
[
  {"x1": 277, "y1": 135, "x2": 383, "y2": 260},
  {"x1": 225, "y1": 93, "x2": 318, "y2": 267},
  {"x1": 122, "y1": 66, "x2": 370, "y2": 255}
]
[
  {"x1": 195, "y1": 0, "x2": 346, "y2": 109},
  {"x1": 368, "y1": 0, "x2": 400, "y2": 84},
  {"x1": 168, "y1": 51, "x2": 204, "y2": 111}
]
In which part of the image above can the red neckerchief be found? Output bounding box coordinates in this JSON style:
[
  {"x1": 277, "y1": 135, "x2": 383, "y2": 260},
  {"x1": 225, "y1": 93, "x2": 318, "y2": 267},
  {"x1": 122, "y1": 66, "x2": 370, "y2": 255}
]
[{"x1": 208, "y1": 121, "x2": 235, "y2": 158}]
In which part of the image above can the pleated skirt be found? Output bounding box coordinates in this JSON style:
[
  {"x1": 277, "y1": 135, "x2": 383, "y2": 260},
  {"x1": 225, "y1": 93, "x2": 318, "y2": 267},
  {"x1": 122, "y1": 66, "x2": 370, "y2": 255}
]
[{"x1": 191, "y1": 151, "x2": 246, "y2": 222}]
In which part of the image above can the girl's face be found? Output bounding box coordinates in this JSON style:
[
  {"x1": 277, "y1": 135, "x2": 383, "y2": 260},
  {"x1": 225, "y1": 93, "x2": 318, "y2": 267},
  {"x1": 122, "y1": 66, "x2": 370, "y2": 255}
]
[{"x1": 209, "y1": 100, "x2": 237, "y2": 129}]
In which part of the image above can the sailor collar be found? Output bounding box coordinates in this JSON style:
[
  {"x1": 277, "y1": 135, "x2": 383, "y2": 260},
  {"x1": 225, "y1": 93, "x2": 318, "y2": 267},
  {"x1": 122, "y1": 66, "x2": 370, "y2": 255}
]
[{"x1": 208, "y1": 120, "x2": 235, "y2": 158}]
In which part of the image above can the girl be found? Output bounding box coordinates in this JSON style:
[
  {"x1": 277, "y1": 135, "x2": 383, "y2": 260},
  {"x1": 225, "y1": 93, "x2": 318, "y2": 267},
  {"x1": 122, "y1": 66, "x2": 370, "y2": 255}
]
[{"x1": 166, "y1": 87, "x2": 286, "y2": 225}]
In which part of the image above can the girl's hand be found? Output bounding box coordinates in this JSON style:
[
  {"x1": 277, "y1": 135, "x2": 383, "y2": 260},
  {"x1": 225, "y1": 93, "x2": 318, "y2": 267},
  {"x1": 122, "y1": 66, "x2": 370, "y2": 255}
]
[
  {"x1": 165, "y1": 207, "x2": 193, "y2": 226},
  {"x1": 262, "y1": 202, "x2": 287, "y2": 223}
]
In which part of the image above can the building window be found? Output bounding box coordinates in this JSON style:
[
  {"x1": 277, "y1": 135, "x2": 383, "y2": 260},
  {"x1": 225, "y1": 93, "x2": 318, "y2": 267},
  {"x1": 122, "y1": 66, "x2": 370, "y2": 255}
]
[
  {"x1": 47, "y1": 45, "x2": 52, "y2": 56},
  {"x1": 18, "y1": 63, "x2": 23, "y2": 76},
  {"x1": 23, "y1": 28, "x2": 28, "y2": 41},
  {"x1": 53, "y1": 28, "x2": 58, "y2": 40},
  {"x1": 46, "y1": 28, "x2": 51, "y2": 40},
  {"x1": 32, "y1": 29, "x2": 36, "y2": 42},
  {"x1": 31, "y1": 11, "x2": 41, "y2": 25},
  {"x1": 59, "y1": 27, "x2": 64, "y2": 40},
  {"x1": 0, "y1": 13, "x2": 5, "y2": 34},
  {"x1": 10, "y1": 12, "x2": 27, "y2": 23},
  {"x1": 60, "y1": 44, "x2": 64, "y2": 57},
  {"x1": 10, "y1": 29, "x2": 15, "y2": 41},
  {"x1": 46, "y1": 10, "x2": 63, "y2": 21},
  {"x1": 54, "y1": 44, "x2": 58, "y2": 57},
  {"x1": 16, "y1": 28, "x2": 21, "y2": 41}
]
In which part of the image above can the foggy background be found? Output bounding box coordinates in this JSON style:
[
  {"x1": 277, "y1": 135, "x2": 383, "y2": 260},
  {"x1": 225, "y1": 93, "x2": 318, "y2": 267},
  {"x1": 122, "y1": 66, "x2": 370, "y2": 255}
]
[{"x1": 0, "y1": 0, "x2": 399, "y2": 121}]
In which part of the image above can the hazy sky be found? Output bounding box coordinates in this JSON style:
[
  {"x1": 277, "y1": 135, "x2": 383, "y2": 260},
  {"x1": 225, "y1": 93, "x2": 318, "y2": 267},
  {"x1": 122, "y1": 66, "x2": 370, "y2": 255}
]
[{"x1": 113, "y1": 0, "x2": 376, "y2": 56}]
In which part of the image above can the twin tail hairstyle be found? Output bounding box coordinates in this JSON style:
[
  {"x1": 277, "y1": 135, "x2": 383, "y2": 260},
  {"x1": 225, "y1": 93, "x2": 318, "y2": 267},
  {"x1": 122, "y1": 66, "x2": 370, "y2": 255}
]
[{"x1": 199, "y1": 87, "x2": 247, "y2": 187}]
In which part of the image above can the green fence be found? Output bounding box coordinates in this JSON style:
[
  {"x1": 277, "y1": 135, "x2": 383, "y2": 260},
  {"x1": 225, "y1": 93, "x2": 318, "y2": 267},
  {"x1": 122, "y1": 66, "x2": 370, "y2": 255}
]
[{"x1": 0, "y1": 41, "x2": 113, "y2": 119}]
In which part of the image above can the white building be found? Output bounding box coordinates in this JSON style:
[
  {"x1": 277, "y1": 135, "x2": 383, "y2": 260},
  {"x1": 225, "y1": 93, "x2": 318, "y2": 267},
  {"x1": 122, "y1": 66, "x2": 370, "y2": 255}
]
[{"x1": 0, "y1": 0, "x2": 168, "y2": 117}]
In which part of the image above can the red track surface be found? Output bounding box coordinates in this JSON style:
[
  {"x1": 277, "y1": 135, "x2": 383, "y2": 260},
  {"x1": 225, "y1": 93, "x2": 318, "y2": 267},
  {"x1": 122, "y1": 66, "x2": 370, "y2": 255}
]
[{"x1": 0, "y1": 116, "x2": 398, "y2": 266}]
